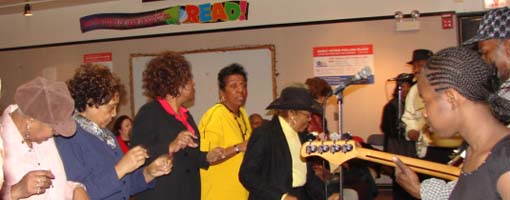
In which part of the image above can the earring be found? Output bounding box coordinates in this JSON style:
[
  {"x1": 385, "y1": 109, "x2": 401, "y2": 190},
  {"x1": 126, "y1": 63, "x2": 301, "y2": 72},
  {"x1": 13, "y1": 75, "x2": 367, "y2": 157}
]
[
  {"x1": 290, "y1": 116, "x2": 297, "y2": 127},
  {"x1": 446, "y1": 92, "x2": 456, "y2": 109},
  {"x1": 220, "y1": 96, "x2": 225, "y2": 102}
]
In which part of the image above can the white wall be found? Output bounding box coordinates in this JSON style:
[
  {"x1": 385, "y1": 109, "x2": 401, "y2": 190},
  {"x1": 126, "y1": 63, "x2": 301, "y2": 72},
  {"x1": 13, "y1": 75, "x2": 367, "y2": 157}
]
[
  {"x1": 0, "y1": 15, "x2": 457, "y2": 140},
  {"x1": 0, "y1": 0, "x2": 483, "y2": 49}
]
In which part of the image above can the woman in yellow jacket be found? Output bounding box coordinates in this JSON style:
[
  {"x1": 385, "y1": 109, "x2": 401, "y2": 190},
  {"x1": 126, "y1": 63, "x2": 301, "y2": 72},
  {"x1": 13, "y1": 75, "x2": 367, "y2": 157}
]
[{"x1": 199, "y1": 63, "x2": 252, "y2": 200}]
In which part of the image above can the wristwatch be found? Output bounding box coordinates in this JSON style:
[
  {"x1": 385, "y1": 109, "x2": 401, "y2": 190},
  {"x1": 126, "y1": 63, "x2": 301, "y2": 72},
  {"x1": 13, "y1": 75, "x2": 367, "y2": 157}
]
[{"x1": 234, "y1": 145, "x2": 240, "y2": 154}]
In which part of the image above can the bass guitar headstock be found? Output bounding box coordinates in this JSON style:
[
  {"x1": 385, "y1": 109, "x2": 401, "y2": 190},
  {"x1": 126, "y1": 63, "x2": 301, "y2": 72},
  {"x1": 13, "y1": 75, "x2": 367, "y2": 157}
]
[{"x1": 301, "y1": 139, "x2": 360, "y2": 165}]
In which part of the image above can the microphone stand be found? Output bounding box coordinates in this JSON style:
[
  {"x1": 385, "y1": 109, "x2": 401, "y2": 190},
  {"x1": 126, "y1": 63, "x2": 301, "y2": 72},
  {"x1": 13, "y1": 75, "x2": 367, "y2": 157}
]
[
  {"x1": 335, "y1": 89, "x2": 345, "y2": 199},
  {"x1": 321, "y1": 101, "x2": 328, "y2": 200},
  {"x1": 397, "y1": 81, "x2": 403, "y2": 140}
]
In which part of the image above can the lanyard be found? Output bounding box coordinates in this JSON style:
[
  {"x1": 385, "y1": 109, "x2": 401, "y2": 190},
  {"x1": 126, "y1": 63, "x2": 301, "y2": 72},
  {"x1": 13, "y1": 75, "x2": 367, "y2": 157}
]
[{"x1": 222, "y1": 104, "x2": 247, "y2": 141}]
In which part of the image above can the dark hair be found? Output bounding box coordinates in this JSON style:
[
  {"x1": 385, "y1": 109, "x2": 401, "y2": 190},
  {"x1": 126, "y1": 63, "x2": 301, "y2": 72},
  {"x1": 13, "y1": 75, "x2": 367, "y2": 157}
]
[
  {"x1": 305, "y1": 77, "x2": 332, "y2": 99},
  {"x1": 423, "y1": 47, "x2": 510, "y2": 124},
  {"x1": 217, "y1": 63, "x2": 247, "y2": 91},
  {"x1": 68, "y1": 63, "x2": 123, "y2": 112},
  {"x1": 392, "y1": 81, "x2": 412, "y2": 99},
  {"x1": 391, "y1": 73, "x2": 414, "y2": 99},
  {"x1": 143, "y1": 51, "x2": 192, "y2": 98},
  {"x1": 112, "y1": 115, "x2": 132, "y2": 136}
]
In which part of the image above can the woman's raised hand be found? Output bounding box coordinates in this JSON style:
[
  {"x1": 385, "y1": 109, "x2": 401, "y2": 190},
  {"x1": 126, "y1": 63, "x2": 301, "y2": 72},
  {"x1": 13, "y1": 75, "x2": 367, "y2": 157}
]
[
  {"x1": 115, "y1": 146, "x2": 149, "y2": 179},
  {"x1": 168, "y1": 130, "x2": 198, "y2": 154}
]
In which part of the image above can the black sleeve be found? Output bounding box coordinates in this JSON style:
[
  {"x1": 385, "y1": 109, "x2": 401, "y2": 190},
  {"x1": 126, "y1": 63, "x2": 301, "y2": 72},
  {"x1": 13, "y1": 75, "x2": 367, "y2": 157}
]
[
  {"x1": 131, "y1": 105, "x2": 165, "y2": 162},
  {"x1": 239, "y1": 130, "x2": 285, "y2": 199},
  {"x1": 304, "y1": 162, "x2": 328, "y2": 199}
]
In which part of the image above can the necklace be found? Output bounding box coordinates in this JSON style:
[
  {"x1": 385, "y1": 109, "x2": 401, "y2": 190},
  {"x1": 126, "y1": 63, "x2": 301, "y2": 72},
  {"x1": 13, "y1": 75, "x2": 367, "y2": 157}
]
[
  {"x1": 222, "y1": 104, "x2": 247, "y2": 141},
  {"x1": 22, "y1": 118, "x2": 33, "y2": 148}
]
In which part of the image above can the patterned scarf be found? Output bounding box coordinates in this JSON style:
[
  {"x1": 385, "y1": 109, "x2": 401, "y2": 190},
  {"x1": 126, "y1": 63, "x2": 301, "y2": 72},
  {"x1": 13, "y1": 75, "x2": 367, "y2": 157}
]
[{"x1": 74, "y1": 113, "x2": 117, "y2": 149}]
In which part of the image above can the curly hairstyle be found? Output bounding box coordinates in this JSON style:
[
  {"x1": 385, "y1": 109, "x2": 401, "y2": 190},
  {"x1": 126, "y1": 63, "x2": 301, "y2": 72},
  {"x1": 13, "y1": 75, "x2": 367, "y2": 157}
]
[
  {"x1": 305, "y1": 77, "x2": 332, "y2": 99},
  {"x1": 423, "y1": 47, "x2": 510, "y2": 124},
  {"x1": 67, "y1": 63, "x2": 123, "y2": 112},
  {"x1": 218, "y1": 63, "x2": 247, "y2": 91},
  {"x1": 112, "y1": 115, "x2": 132, "y2": 136},
  {"x1": 143, "y1": 51, "x2": 192, "y2": 98}
]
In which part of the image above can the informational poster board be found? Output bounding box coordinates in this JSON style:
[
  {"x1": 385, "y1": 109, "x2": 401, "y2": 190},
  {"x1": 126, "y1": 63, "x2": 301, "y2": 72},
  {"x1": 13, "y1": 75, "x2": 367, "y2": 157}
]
[
  {"x1": 130, "y1": 45, "x2": 276, "y2": 120},
  {"x1": 313, "y1": 44, "x2": 375, "y2": 86}
]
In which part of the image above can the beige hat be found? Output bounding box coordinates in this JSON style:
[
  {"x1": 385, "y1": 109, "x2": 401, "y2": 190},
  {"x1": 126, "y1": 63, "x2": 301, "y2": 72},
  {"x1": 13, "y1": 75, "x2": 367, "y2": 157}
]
[{"x1": 15, "y1": 77, "x2": 76, "y2": 137}]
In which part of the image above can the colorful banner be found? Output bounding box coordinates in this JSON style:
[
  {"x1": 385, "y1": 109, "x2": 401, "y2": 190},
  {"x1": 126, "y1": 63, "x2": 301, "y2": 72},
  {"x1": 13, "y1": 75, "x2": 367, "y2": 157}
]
[
  {"x1": 80, "y1": 1, "x2": 249, "y2": 33},
  {"x1": 312, "y1": 44, "x2": 375, "y2": 86}
]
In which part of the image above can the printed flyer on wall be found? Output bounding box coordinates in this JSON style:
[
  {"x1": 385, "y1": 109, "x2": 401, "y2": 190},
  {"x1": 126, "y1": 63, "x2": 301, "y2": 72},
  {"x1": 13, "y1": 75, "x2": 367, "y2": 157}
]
[{"x1": 312, "y1": 44, "x2": 375, "y2": 86}]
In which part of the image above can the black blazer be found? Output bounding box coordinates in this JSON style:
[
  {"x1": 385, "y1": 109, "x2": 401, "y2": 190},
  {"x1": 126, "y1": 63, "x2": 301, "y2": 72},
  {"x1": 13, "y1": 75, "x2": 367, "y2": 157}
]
[
  {"x1": 239, "y1": 116, "x2": 328, "y2": 200},
  {"x1": 131, "y1": 101, "x2": 209, "y2": 200}
]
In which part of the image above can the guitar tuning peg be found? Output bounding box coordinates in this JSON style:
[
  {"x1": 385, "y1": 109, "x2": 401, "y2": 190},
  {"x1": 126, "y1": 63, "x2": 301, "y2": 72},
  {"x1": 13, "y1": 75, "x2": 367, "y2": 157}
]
[
  {"x1": 342, "y1": 143, "x2": 354, "y2": 153},
  {"x1": 342, "y1": 132, "x2": 352, "y2": 141},
  {"x1": 331, "y1": 143, "x2": 341, "y2": 153},
  {"x1": 306, "y1": 141, "x2": 317, "y2": 154},
  {"x1": 318, "y1": 144, "x2": 330, "y2": 154}
]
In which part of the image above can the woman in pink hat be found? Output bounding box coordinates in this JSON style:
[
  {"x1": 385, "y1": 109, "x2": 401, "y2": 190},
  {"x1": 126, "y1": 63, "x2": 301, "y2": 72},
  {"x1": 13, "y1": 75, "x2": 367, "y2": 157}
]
[{"x1": 0, "y1": 77, "x2": 87, "y2": 200}]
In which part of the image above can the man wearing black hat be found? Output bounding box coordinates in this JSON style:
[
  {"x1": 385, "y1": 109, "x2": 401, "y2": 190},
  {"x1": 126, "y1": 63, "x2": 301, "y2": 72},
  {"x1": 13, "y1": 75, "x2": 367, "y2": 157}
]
[
  {"x1": 395, "y1": 7, "x2": 510, "y2": 200},
  {"x1": 402, "y1": 49, "x2": 462, "y2": 163},
  {"x1": 401, "y1": 49, "x2": 433, "y2": 151},
  {"x1": 385, "y1": 49, "x2": 433, "y2": 200},
  {"x1": 239, "y1": 86, "x2": 339, "y2": 200}
]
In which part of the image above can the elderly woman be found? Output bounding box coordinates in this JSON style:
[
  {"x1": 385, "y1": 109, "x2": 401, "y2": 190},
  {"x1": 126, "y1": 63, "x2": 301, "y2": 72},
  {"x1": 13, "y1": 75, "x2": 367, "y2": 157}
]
[
  {"x1": 55, "y1": 64, "x2": 172, "y2": 200},
  {"x1": 131, "y1": 51, "x2": 224, "y2": 200},
  {"x1": 112, "y1": 115, "x2": 133, "y2": 153},
  {"x1": 199, "y1": 63, "x2": 252, "y2": 200},
  {"x1": 239, "y1": 86, "x2": 339, "y2": 200},
  {"x1": 1, "y1": 77, "x2": 87, "y2": 200}
]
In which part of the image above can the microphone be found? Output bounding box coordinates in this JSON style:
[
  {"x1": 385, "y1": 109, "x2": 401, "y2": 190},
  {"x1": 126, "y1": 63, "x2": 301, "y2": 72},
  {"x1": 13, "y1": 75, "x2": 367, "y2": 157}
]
[
  {"x1": 387, "y1": 73, "x2": 414, "y2": 81},
  {"x1": 333, "y1": 66, "x2": 372, "y2": 95}
]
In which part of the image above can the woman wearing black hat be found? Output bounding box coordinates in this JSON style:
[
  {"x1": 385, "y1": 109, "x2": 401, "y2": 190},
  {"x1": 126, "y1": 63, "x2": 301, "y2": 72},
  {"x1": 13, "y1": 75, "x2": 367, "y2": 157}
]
[{"x1": 239, "y1": 86, "x2": 339, "y2": 200}]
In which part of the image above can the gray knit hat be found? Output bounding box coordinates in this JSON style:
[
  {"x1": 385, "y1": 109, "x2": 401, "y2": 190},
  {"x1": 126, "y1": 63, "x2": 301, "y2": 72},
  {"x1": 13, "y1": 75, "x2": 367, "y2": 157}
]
[{"x1": 464, "y1": 7, "x2": 510, "y2": 45}]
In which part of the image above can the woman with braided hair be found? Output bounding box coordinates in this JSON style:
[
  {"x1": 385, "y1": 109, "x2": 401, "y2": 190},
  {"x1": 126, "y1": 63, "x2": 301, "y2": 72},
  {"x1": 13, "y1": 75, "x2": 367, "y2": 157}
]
[{"x1": 394, "y1": 47, "x2": 510, "y2": 200}]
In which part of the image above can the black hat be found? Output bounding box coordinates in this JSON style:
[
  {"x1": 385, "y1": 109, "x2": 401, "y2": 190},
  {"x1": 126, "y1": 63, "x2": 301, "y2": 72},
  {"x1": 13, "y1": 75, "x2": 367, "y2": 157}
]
[
  {"x1": 463, "y1": 7, "x2": 510, "y2": 45},
  {"x1": 396, "y1": 73, "x2": 415, "y2": 84},
  {"x1": 407, "y1": 49, "x2": 433, "y2": 64},
  {"x1": 266, "y1": 87, "x2": 323, "y2": 114}
]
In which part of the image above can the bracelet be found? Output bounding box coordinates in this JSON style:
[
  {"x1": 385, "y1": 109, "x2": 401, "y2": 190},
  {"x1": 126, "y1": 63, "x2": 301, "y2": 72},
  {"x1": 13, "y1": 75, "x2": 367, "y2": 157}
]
[{"x1": 234, "y1": 145, "x2": 240, "y2": 154}]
